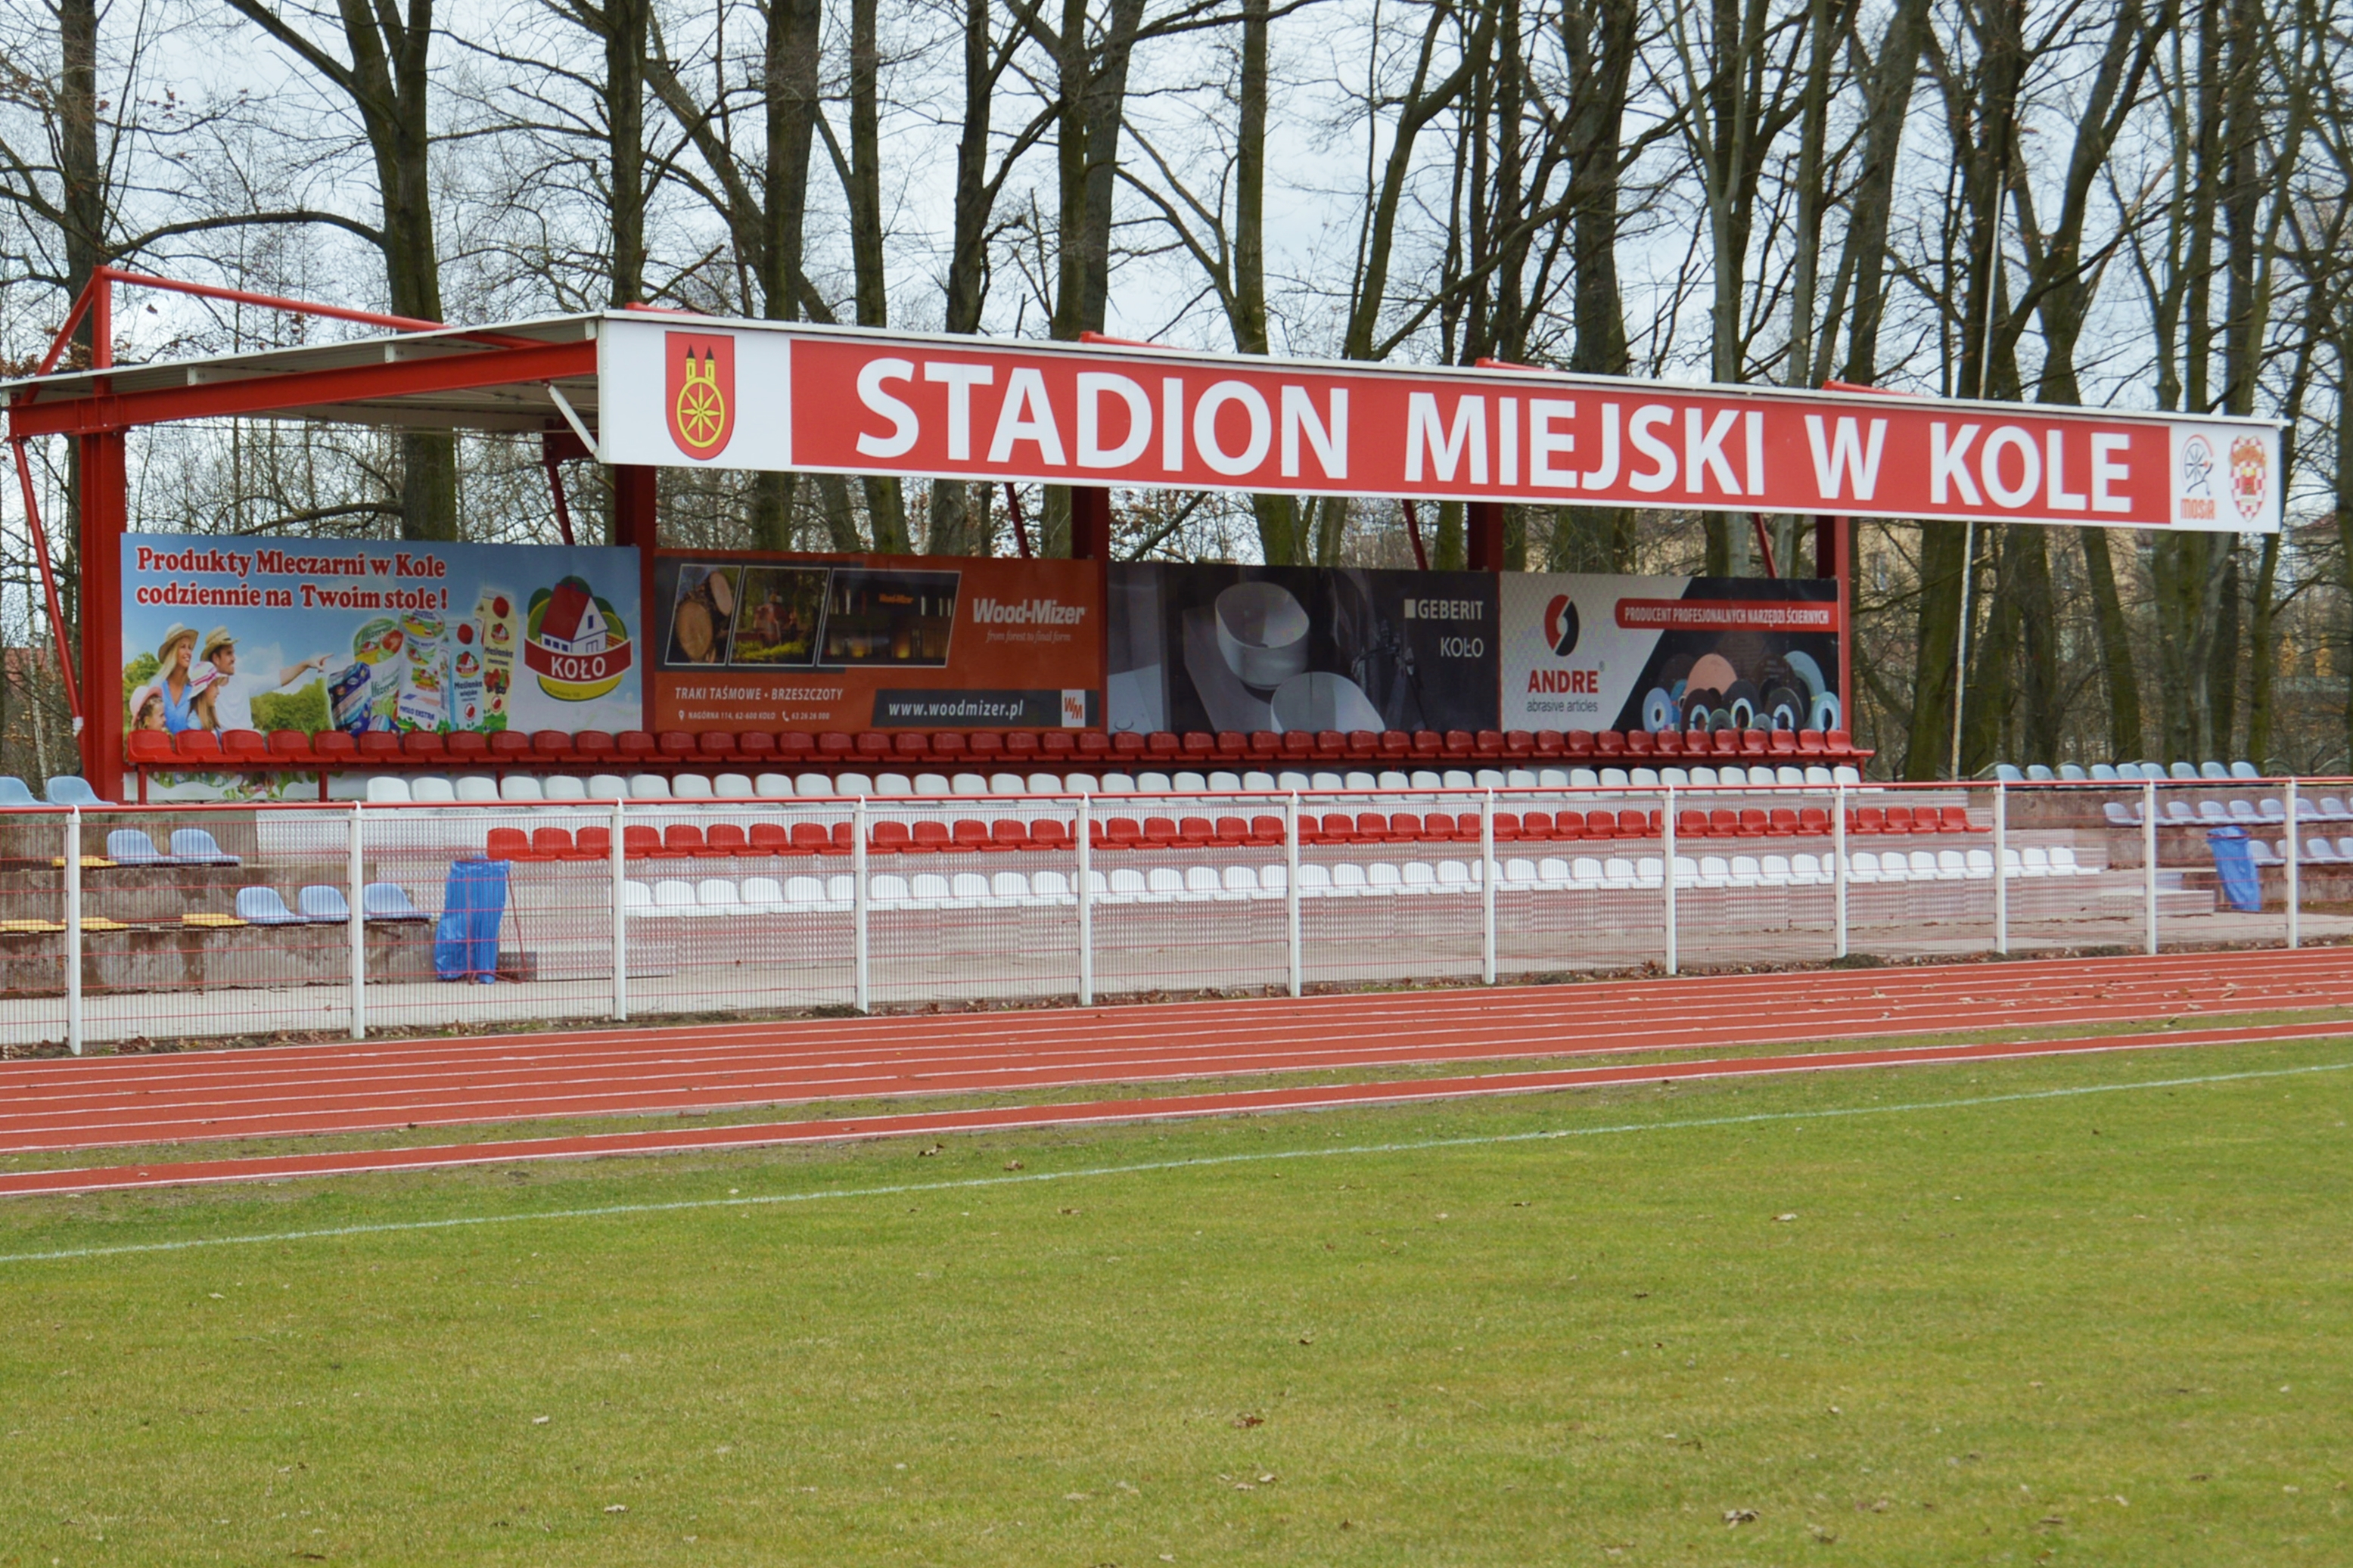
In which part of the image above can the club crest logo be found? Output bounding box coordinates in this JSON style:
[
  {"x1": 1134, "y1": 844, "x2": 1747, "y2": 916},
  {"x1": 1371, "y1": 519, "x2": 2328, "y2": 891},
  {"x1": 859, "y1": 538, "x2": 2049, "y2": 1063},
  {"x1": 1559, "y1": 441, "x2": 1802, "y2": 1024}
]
[
  {"x1": 2230, "y1": 435, "x2": 2269, "y2": 522},
  {"x1": 1543, "y1": 594, "x2": 1581, "y2": 657},
  {"x1": 666, "y1": 332, "x2": 735, "y2": 459}
]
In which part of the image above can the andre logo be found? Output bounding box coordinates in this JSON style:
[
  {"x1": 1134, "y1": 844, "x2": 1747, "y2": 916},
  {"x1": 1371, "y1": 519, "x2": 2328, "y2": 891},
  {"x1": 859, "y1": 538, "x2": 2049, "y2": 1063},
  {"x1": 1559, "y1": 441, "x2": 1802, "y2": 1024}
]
[
  {"x1": 1543, "y1": 594, "x2": 1581, "y2": 657},
  {"x1": 667, "y1": 333, "x2": 735, "y2": 459}
]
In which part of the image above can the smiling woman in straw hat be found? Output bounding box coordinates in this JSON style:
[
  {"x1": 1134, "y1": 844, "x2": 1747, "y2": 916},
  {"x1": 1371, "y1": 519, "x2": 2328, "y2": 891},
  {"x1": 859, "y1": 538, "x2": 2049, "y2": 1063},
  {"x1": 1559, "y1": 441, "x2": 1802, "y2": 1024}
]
[{"x1": 154, "y1": 623, "x2": 213, "y2": 734}]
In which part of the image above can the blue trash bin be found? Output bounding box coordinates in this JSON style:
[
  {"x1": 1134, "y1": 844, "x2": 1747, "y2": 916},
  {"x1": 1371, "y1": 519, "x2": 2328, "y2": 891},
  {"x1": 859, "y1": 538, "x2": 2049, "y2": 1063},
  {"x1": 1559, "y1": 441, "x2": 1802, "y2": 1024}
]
[
  {"x1": 2207, "y1": 826, "x2": 2259, "y2": 913},
  {"x1": 434, "y1": 859, "x2": 509, "y2": 982}
]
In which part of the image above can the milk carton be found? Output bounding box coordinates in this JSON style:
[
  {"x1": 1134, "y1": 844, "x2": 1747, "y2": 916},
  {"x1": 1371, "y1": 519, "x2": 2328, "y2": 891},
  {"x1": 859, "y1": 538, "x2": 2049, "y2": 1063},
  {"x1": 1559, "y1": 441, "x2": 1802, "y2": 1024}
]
[{"x1": 474, "y1": 588, "x2": 519, "y2": 725}]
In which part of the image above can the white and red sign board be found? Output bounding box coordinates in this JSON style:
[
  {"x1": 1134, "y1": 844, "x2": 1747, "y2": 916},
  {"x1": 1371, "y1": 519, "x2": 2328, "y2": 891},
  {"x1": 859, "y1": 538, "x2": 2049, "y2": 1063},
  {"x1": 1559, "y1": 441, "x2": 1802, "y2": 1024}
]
[{"x1": 598, "y1": 317, "x2": 2281, "y2": 533}]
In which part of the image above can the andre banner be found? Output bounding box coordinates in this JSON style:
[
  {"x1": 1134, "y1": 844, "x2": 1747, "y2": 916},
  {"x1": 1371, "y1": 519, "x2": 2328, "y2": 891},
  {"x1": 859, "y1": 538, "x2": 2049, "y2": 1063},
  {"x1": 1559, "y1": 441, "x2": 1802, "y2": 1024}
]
[{"x1": 599, "y1": 318, "x2": 2283, "y2": 533}]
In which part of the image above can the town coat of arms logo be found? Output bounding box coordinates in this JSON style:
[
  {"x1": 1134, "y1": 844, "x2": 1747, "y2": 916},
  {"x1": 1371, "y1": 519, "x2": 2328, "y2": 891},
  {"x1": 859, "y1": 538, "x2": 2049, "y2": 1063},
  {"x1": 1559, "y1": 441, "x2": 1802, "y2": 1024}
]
[
  {"x1": 2230, "y1": 435, "x2": 2269, "y2": 523},
  {"x1": 666, "y1": 332, "x2": 736, "y2": 460}
]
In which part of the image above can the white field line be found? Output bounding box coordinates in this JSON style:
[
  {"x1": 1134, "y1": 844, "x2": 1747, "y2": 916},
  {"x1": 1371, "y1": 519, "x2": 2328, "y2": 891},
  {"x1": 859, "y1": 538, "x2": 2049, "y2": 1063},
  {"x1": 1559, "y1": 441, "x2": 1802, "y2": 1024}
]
[{"x1": 2, "y1": 1057, "x2": 2346, "y2": 1268}]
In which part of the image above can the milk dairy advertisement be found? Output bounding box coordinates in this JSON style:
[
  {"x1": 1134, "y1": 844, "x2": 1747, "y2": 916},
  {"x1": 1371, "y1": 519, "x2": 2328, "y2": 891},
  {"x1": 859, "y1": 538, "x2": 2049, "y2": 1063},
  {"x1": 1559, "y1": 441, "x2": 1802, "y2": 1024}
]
[{"x1": 474, "y1": 588, "x2": 519, "y2": 723}]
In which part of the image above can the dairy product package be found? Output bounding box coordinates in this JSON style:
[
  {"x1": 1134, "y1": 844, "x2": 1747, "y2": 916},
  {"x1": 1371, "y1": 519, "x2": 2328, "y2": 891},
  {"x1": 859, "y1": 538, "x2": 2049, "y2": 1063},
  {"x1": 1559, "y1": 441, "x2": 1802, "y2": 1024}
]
[
  {"x1": 397, "y1": 610, "x2": 446, "y2": 730},
  {"x1": 475, "y1": 589, "x2": 518, "y2": 725},
  {"x1": 352, "y1": 616, "x2": 408, "y2": 730},
  {"x1": 449, "y1": 619, "x2": 486, "y2": 728}
]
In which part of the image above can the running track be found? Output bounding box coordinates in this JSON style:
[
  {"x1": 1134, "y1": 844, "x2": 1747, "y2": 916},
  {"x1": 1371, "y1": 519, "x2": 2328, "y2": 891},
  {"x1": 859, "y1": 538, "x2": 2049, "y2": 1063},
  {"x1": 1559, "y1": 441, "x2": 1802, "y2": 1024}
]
[{"x1": 2, "y1": 948, "x2": 2349, "y2": 1195}]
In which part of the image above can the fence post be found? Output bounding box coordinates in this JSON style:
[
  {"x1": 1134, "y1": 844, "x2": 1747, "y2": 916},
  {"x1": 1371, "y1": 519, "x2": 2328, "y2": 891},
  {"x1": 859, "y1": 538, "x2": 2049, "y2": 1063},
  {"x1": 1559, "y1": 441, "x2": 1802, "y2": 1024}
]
[
  {"x1": 1480, "y1": 788, "x2": 1497, "y2": 985},
  {"x1": 1285, "y1": 790, "x2": 1301, "y2": 998},
  {"x1": 64, "y1": 809, "x2": 82, "y2": 1057},
  {"x1": 1992, "y1": 781, "x2": 2008, "y2": 956},
  {"x1": 1076, "y1": 792, "x2": 1093, "y2": 1006},
  {"x1": 349, "y1": 803, "x2": 366, "y2": 1039},
  {"x1": 2143, "y1": 777, "x2": 2159, "y2": 955},
  {"x1": 853, "y1": 795, "x2": 871, "y2": 1014},
  {"x1": 2285, "y1": 776, "x2": 2300, "y2": 950},
  {"x1": 610, "y1": 796, "x2": 627, "y2": 1021},
  {"x1": 1833, "y1": 779, "x2": 1848, "y2": 959},
  {"x1": 1661, "y1": 783, "x2": 1677, "y2": 977}
]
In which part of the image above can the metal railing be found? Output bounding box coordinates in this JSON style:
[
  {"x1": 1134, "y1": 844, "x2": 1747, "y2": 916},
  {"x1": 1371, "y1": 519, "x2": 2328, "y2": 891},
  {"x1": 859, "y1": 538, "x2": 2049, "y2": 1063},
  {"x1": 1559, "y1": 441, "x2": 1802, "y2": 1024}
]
[{"x1": 2, "y1": 772, "x2": 2336, "y2": 1052}]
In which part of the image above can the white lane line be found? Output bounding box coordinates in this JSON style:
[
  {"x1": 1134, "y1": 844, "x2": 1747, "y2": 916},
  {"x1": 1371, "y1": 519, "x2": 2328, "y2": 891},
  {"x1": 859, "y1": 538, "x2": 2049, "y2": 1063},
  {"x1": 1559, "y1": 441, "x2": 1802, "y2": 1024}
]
[{"x1": 1, "y1": 1056, "x2": 2345, "y2": 1267}]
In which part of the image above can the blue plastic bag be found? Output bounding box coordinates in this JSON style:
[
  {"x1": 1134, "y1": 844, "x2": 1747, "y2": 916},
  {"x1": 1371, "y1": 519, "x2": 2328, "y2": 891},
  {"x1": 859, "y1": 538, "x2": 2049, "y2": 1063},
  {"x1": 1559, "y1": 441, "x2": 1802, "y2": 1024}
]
[
  {"x1": 434, "y1": 859, "x2": 509, "y2": 982},
  {"x1": 2207, "y1": 826, "x2": 2259, "y2": 913}
]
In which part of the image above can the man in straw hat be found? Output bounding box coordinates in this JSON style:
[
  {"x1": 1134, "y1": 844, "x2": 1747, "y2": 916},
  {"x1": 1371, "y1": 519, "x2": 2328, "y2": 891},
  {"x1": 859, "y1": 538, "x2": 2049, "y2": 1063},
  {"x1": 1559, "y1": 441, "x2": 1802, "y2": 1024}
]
[{"x1": 193, "y1": 626, "x2": 331, "y2": 734}]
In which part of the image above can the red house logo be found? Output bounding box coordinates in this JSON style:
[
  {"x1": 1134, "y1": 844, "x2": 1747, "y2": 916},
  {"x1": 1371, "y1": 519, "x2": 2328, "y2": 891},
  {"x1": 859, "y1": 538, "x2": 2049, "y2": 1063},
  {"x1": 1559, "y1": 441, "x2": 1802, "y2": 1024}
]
[
  {"x1": 524, "y1": 576, "x2": 633, "y2": 700},
  {"x1": 666, "y1": 332, "x2": 735, "y2": 459}
]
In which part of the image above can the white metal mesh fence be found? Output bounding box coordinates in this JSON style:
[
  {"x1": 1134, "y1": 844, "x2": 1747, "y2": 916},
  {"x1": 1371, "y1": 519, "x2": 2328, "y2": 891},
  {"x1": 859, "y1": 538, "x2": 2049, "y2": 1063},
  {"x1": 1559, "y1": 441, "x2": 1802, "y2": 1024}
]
[{"x1": 3, "y1": 768, "x2": 2341, "y2": 1052}]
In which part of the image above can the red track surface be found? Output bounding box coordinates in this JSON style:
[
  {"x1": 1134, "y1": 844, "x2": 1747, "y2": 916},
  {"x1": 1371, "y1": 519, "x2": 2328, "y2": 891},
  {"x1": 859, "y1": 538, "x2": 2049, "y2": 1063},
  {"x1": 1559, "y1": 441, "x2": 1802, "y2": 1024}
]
[
  {"x1": 4, "y1": 947, "x2": 2348, "y2": 1157},
  {"x1": 7, "y1": 1015, "x2": 2351, "y2": 1197}
]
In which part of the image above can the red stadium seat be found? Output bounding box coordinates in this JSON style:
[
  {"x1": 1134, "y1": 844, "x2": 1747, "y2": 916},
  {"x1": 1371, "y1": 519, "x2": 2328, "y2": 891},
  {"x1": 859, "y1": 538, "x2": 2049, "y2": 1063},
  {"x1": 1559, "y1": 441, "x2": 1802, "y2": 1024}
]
[
  {"x1": 1112, "y1": 732, "x2": 1148, "y2": 756},
  {"x1": 1532, "y1": 730, "x2": 1565, "y2": 756},
  {"x1": 704, "y1": 822, "x2": 748, "y2": 857},
  {"x1": 855, "y1": 731, "x2": 893, "y2": 758},
  {"x1": 1142, "y1": 815, "x2": 1180, "y2": 846},
  {"x1": 1826, "y1": 728, "x2": 1856, "y2": 756},
  {"x1": 623, "y1": 824, "x2": 663, "y2": 859},
  {"x1": 485, "y1": 730, "x2": 531, "y2": 761},
  {"x1": 486, "y1": 827, "x2": 532, "y2": 862},
  {"x1": 1248, "y1": 815, "x2": 1285, "y2": 846},
  {"x1": 1503, "y1": 730, "x2": 1534, "y2": 757},
  {"x1": 128, "y1": 731, "x2": 173, "y2": 764},
  {"x1": 967, "y1": 733, "x2": 1005, "y2": 760},
  {"x1": 775, "y1": 732, "x2": 816, "y2": 760},
  {"x1": 931, "y1": 732, "x2": 968, "y2": 760},
  {"x1": 1708, "y1": 808, "x2": 1739, "y2": 837},
  {"x1": 894, "y1": 731, "x2": 931, "y2": 759},
  {"x1": 1882, "y1": 805, "x2": 1915, "y2": 833},
  {"x1": 1214, "y1": 817, "x2": 1250, "y2": 846},
  {"x1": 1767, "y1": 808, "x2": 1799, "y2": 836},
  {"x1": 1182, "y1": 731, "x2": 1217, "y2": 761},
  {"x1": 445, "y1": 731, "x2": 490, "y2": 761},
  {"x1": 1104, "y1": 817, "x2": 1142, "y2": 849},
  {"x1": 1354, "y1": 811, "x2": 1392, "y2": 843},
  {"x1": 573, "y1": 730, "x2": 617, "y2": 760},
  {"x1": 212, "y1": 727, "x2": 264, "y2": 761},
  {"x1": 575, "y1": 825, "x2": 611, "y2": 859},
  {"x1": 1653, "y1": 728, "x2": 1686, "y2": 757},
  {"x1": 988, "y1": 819, "x2": 1031, "y2": 852},
  {"x1": 1624, "y1": 729, "x2": 1656, "y2": 759},
  {"x1": 748, "y1": 822, "x2": 791, "y2": 855},
  {"x1": 1938, "y1": 806, "x2": 1976, "y2": 833},
  {"x1": 1678, "y1": 809, "x2": 1711, "y2": 840},
  {"x1": 1040, "y1": 731, "x2": 1077, "y2": 758},
  {"x1": 1798, "y1": 807, "x2": 1830, "y2": 834},
  {"x1": 830, "y1": 821, "x2": 855, "y2": 855},
  {"x1": 1003, "y1": 731, "x2": 1040, "y2": 759},
  {"x1": 1736, "y1": 808, "x2": 1768, "y2": 837},
  {"x1": 1316, "y1": 812, "x2": 1357, "y2": 844},
  {"x1": 1444, "y1": 730, "x2": 1475, "y2": 759},
  {"x1": 1148, "y1": 733, "x2": 1182, "y2": 760},
  {"x1": 738, "y1": 732, "x2": 778, "y2": 759},
  {"x1": 1074, "y1": 732, "x2": 1112, "y2": 758},
  {"x1": 1379, "y1": 731, "x2": 1412, "y2": 759},
  {"x1": 1029, "y1": 820, "x2": 1071, "y2": 852},
  {"x1": 1491, "y1": 812, "x2": 1522, "y2": 843},
  {"x1": 1769, "y1": 729, "x2": 1799, "y2": 756},
  {"x1": 698, "y1": 731, "x2": 739, "y2": 759},
  {"x1": 663, "y1": 823, "x2": 707, "y2": 857},
  {"x1": 1710, "y1": 729, "x2": 1741, "y2": 757},
  {"x1": 1476, "y1": 729, "x2": 1507, "y2": 757},
  {"x1": 353, "y1": 730, "x2": 399, "y2": 762},
  {"x1": 1797, "y1": 729, "x2": 1828, "y2": 756},
  {"x1": 268, "y1": 729, "x2": 314, "y2": 762},
  {"x1": 617, "y1": 731, "x2": 659, "y2": 759},
  {"x1": 1593, "y1": 731, "x2": 1625, "y2": 758},
  {"x1": 531, "y1": 826, "x2": 581, "y2": 861},
  {"x1": 1281, "y1": 731, "x2": 1314, "y2": 759},
  {"x1": 866, "y1": 821, "x2": 910, "y2": 855},
  {"x1": 1411, "y1": 731, "x2": 1443, "y2": 759},
  {"x1": 1527, "y1": 809, "x2": 1563, "y2": 840},
  {"x1": 1565, "y1": 730, "x2": 1596, "y2": 757},
  {"x1": 1216, "y1": 731, "x2": 1250, "y2": 759},
  {"x1": 1853, "y1": 807, "x2": 1887, "y2": 834},
  {"x1": 312, "y1": 731, "x2": 357, "y2": 763},
  {"x1": 1346, "y1": 730, "x2": 1381, "y2": 761},
  {"x1": 1179, "y1": 816, "x2": 1216, "y2": 845},
  {"x1": 1385, "y1": 812, "x2": 1422, "y2": 843},
  {"x1": 789, "y1": 821, "x2": 835, "y2": 855},
  {"x1": 1739, "y1": 729, "x2": 1769, "y2": 757},
  {"x1": 817, "y1": 732, "x2": 855, "y2": 758},
  {"x1": 399, "y1": 730, "x2": 444, "y2": 760},
  {"x1": 952, "y1": 820, "x2": 991, "y2": 852},
  {"x1": 175, "y1": 730, "x2": 225, "y2": 763},
  {"x1": 910, "y1": 821, "x2": 953, "y2": 852}
]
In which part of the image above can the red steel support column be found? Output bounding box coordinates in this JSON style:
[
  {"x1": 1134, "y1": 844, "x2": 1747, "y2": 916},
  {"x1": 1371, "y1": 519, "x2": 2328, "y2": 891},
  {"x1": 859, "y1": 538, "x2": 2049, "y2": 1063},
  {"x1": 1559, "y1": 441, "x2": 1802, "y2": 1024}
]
[
  {"x1": 1466, "y1": 501, "x2": 1506, "y2": 572},
  {"x1": 1815, "y1": 514, "x2": 1851, "y2": 729},
  {"x1": 79, "y1": 430, "x2": 127, "y2": 801},
  {"x1": 613, "y1": 464, "x2": 658, "y2": 732},
  {"x1": 1069, "y1": 486, "x2": 1112, "y2": 561}
]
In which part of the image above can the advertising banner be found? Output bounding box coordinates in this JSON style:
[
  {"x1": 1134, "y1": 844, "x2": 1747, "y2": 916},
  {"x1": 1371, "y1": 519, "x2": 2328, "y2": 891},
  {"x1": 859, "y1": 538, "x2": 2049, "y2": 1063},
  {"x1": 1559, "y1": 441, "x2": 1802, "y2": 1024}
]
[
  {"x1": 1107, "y1": 564, "x2": 1498, "y2": 737},
  {"x1": 598, "y1": 316, "x2": 2282, "y2": 532},
  {"x1": 649, "y1": 552, "x2": 1102, "y2": 732},
  {"x1": 1501, "y1": 573, "x2": 1842, "y2": 736}
]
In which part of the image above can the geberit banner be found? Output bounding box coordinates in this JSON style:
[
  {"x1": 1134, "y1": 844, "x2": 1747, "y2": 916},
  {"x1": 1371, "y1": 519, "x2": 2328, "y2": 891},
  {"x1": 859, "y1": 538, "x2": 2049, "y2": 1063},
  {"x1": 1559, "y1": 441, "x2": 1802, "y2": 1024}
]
[
  {"x1": 650, "y1": 552, "x2": 1102, "y2": 732},
  {"x1": 598, "y1": 316, "x2": 2282, "y2": 532}
]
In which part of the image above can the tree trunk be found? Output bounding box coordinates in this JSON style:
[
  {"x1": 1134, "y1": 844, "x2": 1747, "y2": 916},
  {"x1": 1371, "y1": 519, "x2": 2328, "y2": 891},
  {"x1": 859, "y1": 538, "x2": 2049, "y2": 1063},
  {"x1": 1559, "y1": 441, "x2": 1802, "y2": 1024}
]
[
  {"x1": 1233, "y1": 0, "x2": 1298, "y2": 565},
  {"x1": 846, "y1": 0, "x2": 908, "y2": 552},
  {"x1": 605, "y1": 0, "x2": 648, "y2": 306},
  {"x1": 752, "y1": 0, "x2": 823, "y2": 552},
  {"x1": 1555, "y1": 0, "x2": 1634, "y2": 573},
  {"x1": 931, "y1": 0, "x2": 1002, "y2": 557}
]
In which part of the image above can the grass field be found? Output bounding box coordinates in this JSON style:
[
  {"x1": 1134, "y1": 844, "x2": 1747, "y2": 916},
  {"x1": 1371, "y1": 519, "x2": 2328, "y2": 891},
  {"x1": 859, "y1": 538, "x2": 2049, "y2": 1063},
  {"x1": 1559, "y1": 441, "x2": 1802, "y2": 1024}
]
[{"x1": 2, "y1": 1037, "x2": 2348, "y2": 1565}]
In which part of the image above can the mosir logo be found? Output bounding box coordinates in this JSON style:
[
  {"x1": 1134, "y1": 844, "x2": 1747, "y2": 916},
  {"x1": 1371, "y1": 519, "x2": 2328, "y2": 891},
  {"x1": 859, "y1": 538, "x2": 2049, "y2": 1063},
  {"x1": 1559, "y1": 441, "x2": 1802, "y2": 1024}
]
[
  {"x1": 2180, "y1": 434, "x2": 2218, "y2": 522},
  {"x1": 523, "y1": 576, "x2": 633, "y2": 700},
  {"x1": 972, "y1": 597, "x2": 1087, "y2": 626},
  {"x1": 2231, "y1": 435, "x2": 2269, "y2": 522},
  {"x1": 667, "y1": 332, "x2": 736, "y2": 459}
]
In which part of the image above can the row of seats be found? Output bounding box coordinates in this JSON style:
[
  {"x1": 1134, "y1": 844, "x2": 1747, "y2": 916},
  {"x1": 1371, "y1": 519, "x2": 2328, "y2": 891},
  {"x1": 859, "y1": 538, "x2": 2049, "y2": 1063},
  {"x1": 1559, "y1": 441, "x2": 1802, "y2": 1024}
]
[
  {"x1": 101, "y1": 827, "x2": 239, "y2": 867},
  {"x1": 2105, "y1": 796, "x2": 2343, "y2": 827},
  {"x1": 0, "y1": 775, "x2": 106, "y2": 807},
  {"x1": 1997, "y1": 760, "x2": 2264, "y2": 784},
  {"x1": 232, "y1": 883, "x2": 427, "y2": 925},
  {"x1": 130, "y1": 722, "x2": 1873, "y2": 775},
  {"x1": 365, "y1": 761, "x2": 1869, "y2": 806},
  {"x1": 480, "y1": 803, "x2": 2002, "y2": 863},
  {"x1": 626, "y1": 845, "x2": 2097, "y2": 915}
]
